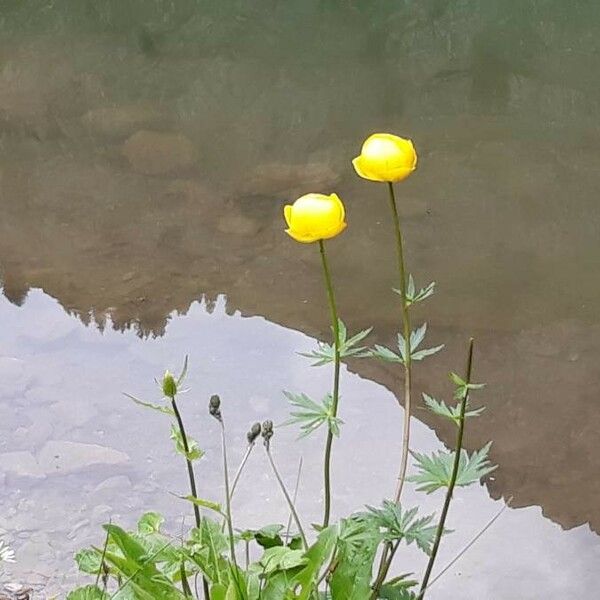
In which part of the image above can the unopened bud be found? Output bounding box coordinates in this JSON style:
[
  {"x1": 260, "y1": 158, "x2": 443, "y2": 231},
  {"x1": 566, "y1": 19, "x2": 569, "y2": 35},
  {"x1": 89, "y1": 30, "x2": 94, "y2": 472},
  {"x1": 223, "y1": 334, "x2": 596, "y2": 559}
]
[
  {"x1": 162, "y1": 370, "x2": 177, "y2": 398},
  {"x1": 209, "y1": 394, "x2": 222, "y2": 421},
  {"x1": 247, "y1": 422, "x2": 261, "y2": 444},
  {"x1": 261, "y1": 420, "x2": 274, "y2": 447}
]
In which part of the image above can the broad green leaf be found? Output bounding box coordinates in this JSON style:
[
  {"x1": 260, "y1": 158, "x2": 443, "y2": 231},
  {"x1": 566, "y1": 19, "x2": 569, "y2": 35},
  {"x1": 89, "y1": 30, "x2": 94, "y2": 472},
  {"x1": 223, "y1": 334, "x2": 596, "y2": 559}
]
[
  {"x1": 329, "y1": 515, "x2": 381, "y2": 600},
  {"x1": 408, "y1": 442, "x2": 497, "y2": 494},
  {"x1": 75, "y1": 548, "x2": 102, "y2": 575},
  {"x1": 66, "y1": 586, "x2": 108, "y2": 600},
  {"x1": 293, "y1": 526, "x2": 338, "y2": 600},
  {"x1": 137, "y1": 512, "x2": 164, "y2": 534},
  {"x1": 259, "y1": 546, "x2": 307, "y2": 574},
  {"x1": 170, "y1": 425, "x2": 204, "y2": 462},
  {"x1": 283, "y1": 391, "x2": 343, "y2": 438}
]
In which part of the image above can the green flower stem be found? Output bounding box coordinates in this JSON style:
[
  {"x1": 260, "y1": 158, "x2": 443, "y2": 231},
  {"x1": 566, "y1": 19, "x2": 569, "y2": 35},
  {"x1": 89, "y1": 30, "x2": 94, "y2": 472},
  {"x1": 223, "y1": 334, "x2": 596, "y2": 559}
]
[
  {"x1": 318, "y1": 239, "x2": 341, "y2": 529},
  {"x1": 265, "y1": 445, "x2": 308, "y2": 550},
  {"x1": 387, "y1": 181, "x2": 413, "y2": 503},
  {"x1": 371, "y1": 182, "x2": 413, "y2": 599},
  {"x1": 417, "y1": 338, "x2": 475, "y2": 600},
  {"x1": 219, "y1": 419, "x2": 238, "y2": 566},
  {"x1": 229, "y1": 442, "x2": 255, "y2": 501},
  {"x1": 171, "y1": 398, "x2": 201, "y2": 527},
  {"x1": 170, "y1": 397, "x2": 211, "y2": 600}
]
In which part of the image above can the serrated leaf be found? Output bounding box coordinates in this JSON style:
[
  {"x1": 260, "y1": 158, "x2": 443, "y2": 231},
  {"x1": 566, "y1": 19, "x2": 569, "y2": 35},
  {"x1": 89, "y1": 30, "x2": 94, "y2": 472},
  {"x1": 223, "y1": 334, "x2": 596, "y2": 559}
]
[
  {"x1": 395, "y1": 276, "x2": 435, "y2": 307},
  {"x1": 396, "y1": 324, "x2": 444, "y2": 363},
  {"x1": 411, "y1": 344, "x2": 445, "y2": 362},
  {"x1": 408, "y1": 442, "x2": 497, "y2": 494},
  {"x1": 369, "y1": 345, "x2": 403, "y2": 364},
  {"x1": 364, "y1": 501, "x2": 438, "y2": 555},
  {"x1": 124, "y1": 393, "x2": 174, "y2": 416},
  {"x1": 423, "y1": 393, "x2": 485, "y2": 425},
  {"x1": 300, "y1": 319, "x2": 372, "y2": 366}
]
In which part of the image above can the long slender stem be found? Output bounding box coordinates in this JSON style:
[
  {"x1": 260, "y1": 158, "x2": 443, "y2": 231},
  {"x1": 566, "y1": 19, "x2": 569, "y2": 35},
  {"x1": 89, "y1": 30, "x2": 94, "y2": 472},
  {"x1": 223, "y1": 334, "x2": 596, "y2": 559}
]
[
  {"x1": 219, "y1": 420, "x2": 237, "y2": 566},
  {"x1": 230, "y1": 443, "x2": 255, "y2": 500},
  {"x1": 171, "y1": 397, "x2": 211, "y2": 600},
  {"x1": 370, "y1": 182, "x2": 413, "y2": 599},
  {"x1": 318, "y1": 239, "x2": 341, "y2": 528},
  {"x1": 265, "y1": 446, "x2": 308, "y2": 549},
  {"x1": 424, "y1": 496, "x2": 511, "y2": 592},
  {"x1": 285, "y1": 457, "x2": 304, "y2": 543},
  {"x1": 387, "y1": 181, "x2": 413, "y2": 503},
  {"x1": 417, "y1": 339, "x2": 475, "y2": 600}
]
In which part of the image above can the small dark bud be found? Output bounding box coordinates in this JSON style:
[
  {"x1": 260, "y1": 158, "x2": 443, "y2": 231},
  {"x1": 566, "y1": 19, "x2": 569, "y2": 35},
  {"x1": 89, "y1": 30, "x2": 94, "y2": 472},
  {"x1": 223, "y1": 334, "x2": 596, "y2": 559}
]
[
  {"x1": 209, "y1": 394, "x2": 222, "y2": 421},
  {"x1": 261, "y1": 420, "x2": 274, "y2": 446},
  {"x1": 161, "y1": 370, "x2": 177, "y2": 398},
  {"x1": 247, "y1": 422, "x2": 262, "y2": 444}
]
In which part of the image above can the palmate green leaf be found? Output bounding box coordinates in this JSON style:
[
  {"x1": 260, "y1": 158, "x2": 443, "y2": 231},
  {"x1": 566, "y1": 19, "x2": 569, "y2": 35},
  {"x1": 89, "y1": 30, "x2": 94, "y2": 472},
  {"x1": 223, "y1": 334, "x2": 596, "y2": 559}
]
[
  {"x1": 371, "y1": 323, "x2": 443, "y2": 365},
  {"x1": 394, "y1": 275, "x2": 435, "y2": 306},
  {"x1": 170, "y1": 425, "x2": 204, "y2": 461},
  {"x1": 365, "y1": 501, "x2": 438, "y2": 555},
  {"x1": 422, "y1": 393, "x2": 486, "y2": 425},
  {"x1": 283, "y1": 391, "x2": 343, "y2": 437},
  {"x1": 408, "y1": 442, "x2": 497, "y2": 494},
  {"x1": 299, "y1": 319, "x2": 372, "y2": 366},
  {"x1": 398, "y1": 323, "x2": 444, "y2": 363}
]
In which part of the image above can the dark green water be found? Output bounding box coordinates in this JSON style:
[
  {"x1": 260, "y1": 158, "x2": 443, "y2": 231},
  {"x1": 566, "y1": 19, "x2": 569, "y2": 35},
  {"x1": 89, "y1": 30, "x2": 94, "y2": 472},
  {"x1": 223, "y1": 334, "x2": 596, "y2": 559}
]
[{"x1": 1, "y1": 1, "x2": 600, "y2": 597}]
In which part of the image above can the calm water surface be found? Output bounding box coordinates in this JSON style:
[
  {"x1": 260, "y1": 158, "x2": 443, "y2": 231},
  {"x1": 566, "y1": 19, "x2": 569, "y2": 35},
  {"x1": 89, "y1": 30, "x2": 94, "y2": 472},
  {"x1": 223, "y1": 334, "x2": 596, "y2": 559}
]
[{"x1": 1, "y1": 1, "x2": 600, "y2": 597}]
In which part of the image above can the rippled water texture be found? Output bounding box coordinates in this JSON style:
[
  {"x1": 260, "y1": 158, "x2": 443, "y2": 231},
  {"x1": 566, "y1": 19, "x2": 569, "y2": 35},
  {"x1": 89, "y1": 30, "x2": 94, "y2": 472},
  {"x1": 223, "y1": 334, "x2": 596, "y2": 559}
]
[{"x1": 0, "y1": 1, "x2": 599, "y2": 597}]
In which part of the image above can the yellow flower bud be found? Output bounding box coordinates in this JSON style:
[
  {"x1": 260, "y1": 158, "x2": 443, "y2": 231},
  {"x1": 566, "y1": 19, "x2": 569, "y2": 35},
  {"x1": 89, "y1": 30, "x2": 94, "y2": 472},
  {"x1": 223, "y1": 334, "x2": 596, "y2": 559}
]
[
  {"x1": 284, "y1": 193, "x2": 347, "y2": 244},
  {"x1": 352, "y1": 133, "x2": 417, "y2": 183}
]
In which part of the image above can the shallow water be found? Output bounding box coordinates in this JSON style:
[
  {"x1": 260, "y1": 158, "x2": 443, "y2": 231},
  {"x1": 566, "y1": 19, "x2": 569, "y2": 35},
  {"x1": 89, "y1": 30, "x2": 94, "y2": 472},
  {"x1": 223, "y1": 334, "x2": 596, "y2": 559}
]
[
  {"x1": 0, "y1": 291, "x2": 599, "y2": 599},
  {"x1": 1, "y1": 1, "x2": 600, "y2": 597}
]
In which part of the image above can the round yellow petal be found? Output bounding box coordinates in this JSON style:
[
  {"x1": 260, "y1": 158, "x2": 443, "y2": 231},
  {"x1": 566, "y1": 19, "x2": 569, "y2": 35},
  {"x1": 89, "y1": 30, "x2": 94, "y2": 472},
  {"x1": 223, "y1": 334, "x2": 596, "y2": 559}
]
[
  {"x1": 353, "y1": 133, "x2": 417, "y2": 183},
  {"x1": 283, "y1": 193, "x2": 347, "y2": 244}
]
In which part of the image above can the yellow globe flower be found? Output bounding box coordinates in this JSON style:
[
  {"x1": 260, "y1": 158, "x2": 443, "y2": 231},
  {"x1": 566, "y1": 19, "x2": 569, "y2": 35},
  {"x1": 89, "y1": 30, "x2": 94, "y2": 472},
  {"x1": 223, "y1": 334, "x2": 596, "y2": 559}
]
[
  {"x1": 284, "y1": 193, "x2": 347, "y2": 243},
  {"x1": 352, "y1": 133, "x2": 417, "y2": 183}
]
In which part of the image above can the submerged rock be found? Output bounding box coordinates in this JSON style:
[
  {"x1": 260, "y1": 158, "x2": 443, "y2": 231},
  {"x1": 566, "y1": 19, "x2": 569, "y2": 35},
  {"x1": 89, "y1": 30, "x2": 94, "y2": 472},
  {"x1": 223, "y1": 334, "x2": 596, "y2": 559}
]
[
  {"x1": 82, "y1": 105, "x2": 166, "y2": 138},
  {"x1": 37, "y1": 441, "x2": 129, "y2": 475},
  {"x1": 240, "y1": 162, "x2": 340, "y2": 195},
  {"x1": 122, "y1": 130, "x2": 197, "y2": 175}
]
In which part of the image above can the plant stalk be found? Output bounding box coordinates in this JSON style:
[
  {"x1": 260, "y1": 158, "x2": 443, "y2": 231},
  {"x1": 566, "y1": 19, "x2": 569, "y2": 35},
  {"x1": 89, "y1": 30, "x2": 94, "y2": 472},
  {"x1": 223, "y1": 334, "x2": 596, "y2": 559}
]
[
  {"x1": 171, "y1": 397, "x2": 211, "y2": 600},
  {"x1": 370, "y1": 181, "x2": 413, "y2": 599},
  {"x1": 265, "y1": 445, "x2": 308, "y2": 550},
  {"x1": 219, "y1": 420, "x2": 238, "y2": 565},
  {"x1": 318, "y1": 239, "x2": 341, "y2": 528},
  {"x1": 417, "y1": 338, "x2": 475, "y2": 600},
  {"x1": 387, "y1": 181, "x2": 413, "y2": 503}
]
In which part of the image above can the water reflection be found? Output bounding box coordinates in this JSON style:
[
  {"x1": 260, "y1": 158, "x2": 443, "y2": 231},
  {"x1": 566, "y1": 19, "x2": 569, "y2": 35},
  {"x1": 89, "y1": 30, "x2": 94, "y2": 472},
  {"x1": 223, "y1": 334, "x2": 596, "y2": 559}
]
[
  {"x1": 0, "y1": 290, "x2": 598, "y2": 598},
  {"x1": 1, "y1": 0, "x2": 600, "y2": 593}
]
